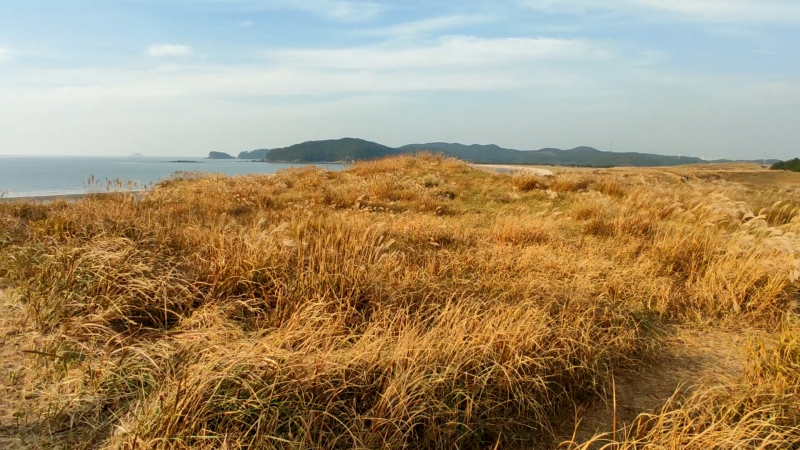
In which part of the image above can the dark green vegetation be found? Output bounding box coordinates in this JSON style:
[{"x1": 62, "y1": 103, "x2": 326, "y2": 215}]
[
  {"x1": 771, "y1": 158, "x2": 800, "y2": 172},
  {"x1": 237, "y1": 149, "x2": 271, "y2": 159},
  {"x1": 207, "y1": 151, "x2": 236, "y2": 160},
  {"x1": 264, "y1": 138, "x2": 397, "y2": 163},
  {"x1": 399, "y1": 143, "x2": 700, "y2": 166},
  {"x1": 248, "y1": 138, "x2": 782, "y2": 168}
]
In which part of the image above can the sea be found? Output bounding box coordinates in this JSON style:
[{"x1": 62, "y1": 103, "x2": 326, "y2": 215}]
[{"x1": 0, "y1": 156, "x2": 345, "y2": 198}]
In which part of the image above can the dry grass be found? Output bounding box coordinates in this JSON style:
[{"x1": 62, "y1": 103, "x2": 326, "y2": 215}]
[{"x1": 0, "y1": 154, "x2": 799, "y2": 449}]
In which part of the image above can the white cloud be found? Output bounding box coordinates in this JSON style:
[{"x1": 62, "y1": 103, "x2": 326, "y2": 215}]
[
  {"x1": 238, "y1": 19, "x2": 255, "y2": 27},
  {"x1": 321, "y1": 0, "x2": 383, "y2": 21},
  {"x1": 269, "y1": 36, "x2": 611, "y2": 70},
  {"x1": 0, "y1": 47, "x2": 11, "y2": 63},
  {"x1": 0, "y1": 36, "x2": 608, "y2": 108},
  {"x1": 146, "y1": 44, "x2": 194, "y2": 57},
  {"x1": 519, "y1": 0, "x2": 598, "y2": 15},
  {"x1": 0, "y1": 36, "x2": 609, "y2": 106},
  {"x1": 203, "y1": 0, "x2": 385, "y2": 22},
  {"x1": 358, "y1": 15, "x2": 497, "y2": 38},
  {"x1": 632, "y1": 50, "x2": 669, "y2": 67},
  {"x1": 520, "y1": 0, "x2": 800, "y2": 24},
  {"x1": 633, "y1": 0, "x2": 800, "y2": 23},
  {"x1": 1, "y1": 64, "x2": 581, "y2": 102}
]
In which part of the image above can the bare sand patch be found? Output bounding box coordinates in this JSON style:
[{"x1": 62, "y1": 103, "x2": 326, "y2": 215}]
[
  {"x1": 472, "y1": 164, "x2": 555, "y2": 176},
  {"x1": 559, "y1": 327, "x2": 750, "y2": 445}
]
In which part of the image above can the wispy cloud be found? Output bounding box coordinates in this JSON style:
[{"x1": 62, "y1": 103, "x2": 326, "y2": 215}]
[
  {"x1": 2, "y1": 36, "x2": 606, "y2": 102},
  {"x1": 634, "y1": 0, "x2": 800, "y2": 23},
  {"x1": 319, "y1": 0, "x2": 384, "y2": 21},
  {"x1": 147, "y1": 44, "x2": 194, "y2": 57},
  {"x1": 0, "y1": 47, "x2": 11, "y2": 63},
  {"x1": 202, "y1": 0, "x2": 386, "y2": 22},
  {"x1": 269, "y1": 36, "x2": 611, "y2": 70},
  {"x1": 520, "y1": 0, "x2": 800, "y2": 24},
  {"x1": 358, "y1": 15, "x2": 497, "y2": 38},
  {"x1": 238, "y1": 19, "x2": 254, "y2": 27},
  {"x1": 632, "y1": 50, "x2": 669, "y2": 67},
  {"x1": 0, "y1": 66, "x2": 556, "y2": 100}
]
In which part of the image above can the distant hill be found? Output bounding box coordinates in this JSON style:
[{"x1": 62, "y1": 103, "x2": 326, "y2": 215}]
[
  {"x1": 238, "y1": 149, "x2": 271, "y2": 160},
  {"x1": 709, "y1": 158, "x2": 780, "y2": 165},
  {"x1": 208, "y1": 151, "x2": 236, "y2": 160},
  {"x1": 246, "y1": 138, "x2": 781, "y2": 168},
  {"x1": 398, "y1": 143, "x2": 707, "y2": 167},
  {"x1": 264, "y1": 138, "x2": 400, "y2": 163},
  {"x1": 771, "y1": 158, "x2": 800, "y2": 172}
]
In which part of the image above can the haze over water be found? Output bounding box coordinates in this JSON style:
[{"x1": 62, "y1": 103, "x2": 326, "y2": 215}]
[{"x1": 0, "y1": 157, "x2": 344, "y2": 198}]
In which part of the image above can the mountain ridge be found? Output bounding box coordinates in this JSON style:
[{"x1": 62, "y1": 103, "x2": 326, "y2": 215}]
[{"x1": 237, "y1": 138, "x2": 780, "y2": 168}]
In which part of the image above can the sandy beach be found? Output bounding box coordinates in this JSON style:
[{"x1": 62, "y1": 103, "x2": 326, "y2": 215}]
[
  {"x1": 1, "y1": 166, "x2": 554, "y2": 203},
  {"x1": 0, "y1": 193, "x2": 90, "y2": 203}
]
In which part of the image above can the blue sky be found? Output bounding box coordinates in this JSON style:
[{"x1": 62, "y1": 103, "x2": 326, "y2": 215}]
[{"x1": 0, "y1": 0, "x2": 798, "y2": 158}]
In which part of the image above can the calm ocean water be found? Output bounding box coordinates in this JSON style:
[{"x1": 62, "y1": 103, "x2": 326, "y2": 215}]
[{"x1": 0, "y1": 156, "x2": 345, "y2": 198}]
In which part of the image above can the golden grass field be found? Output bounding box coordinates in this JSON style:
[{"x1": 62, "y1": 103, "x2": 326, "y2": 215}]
[{"x1": 1, "y1": 154, "x2": 799, "y2": 449}]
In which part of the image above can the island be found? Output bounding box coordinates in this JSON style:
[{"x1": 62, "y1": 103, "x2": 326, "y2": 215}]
[
  {"x1": 238, "y1": 149, "x2": 271, "y2": 160},
  {"x1": 207, "y1": 151, "x2": 236, "y2": 160}
]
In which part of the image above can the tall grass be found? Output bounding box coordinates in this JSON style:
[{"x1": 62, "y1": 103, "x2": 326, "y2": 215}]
[{"x1": 1, "y1": 154, "x2": 798, "y2": 449}]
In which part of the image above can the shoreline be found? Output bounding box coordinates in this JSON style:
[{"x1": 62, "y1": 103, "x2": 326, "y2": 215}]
[
  {"x1": 0, "y1": 165, "x2": 553, "y2": 203},
  {"x1": 0, "y1": 191, "x2": 144, "y2": 203}
]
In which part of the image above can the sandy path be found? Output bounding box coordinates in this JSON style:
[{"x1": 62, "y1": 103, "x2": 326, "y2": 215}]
[
  {"x1": 555, "y1": 327, "x2": 749, "y2": 446},
  {"x1": 471, "y1": 164, "x2": 555, "y2": 176}
]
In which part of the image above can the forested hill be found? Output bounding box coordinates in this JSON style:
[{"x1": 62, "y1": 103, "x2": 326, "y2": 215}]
[
  {"x1": 238, "y1": 149, "x2": 271, "y2": 160},
  {"x1": 263, "y1": 138, "x2": 400, "y2": 163},
  {"x1": 396, "y1": 143, "x2": 706, "y2": 166},
  {"x1": 247, "y1": 138, "x2": 775, "y2": 167}
]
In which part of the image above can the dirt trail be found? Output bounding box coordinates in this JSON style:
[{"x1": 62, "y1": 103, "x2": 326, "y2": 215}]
[{"x1": 558, "y1": 327, "x2": 749, "y2": 445}]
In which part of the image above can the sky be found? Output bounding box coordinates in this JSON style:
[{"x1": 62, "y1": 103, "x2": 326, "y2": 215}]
[{"x1": 0, "y1": 0, "x2": 798, "y2": 159}]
